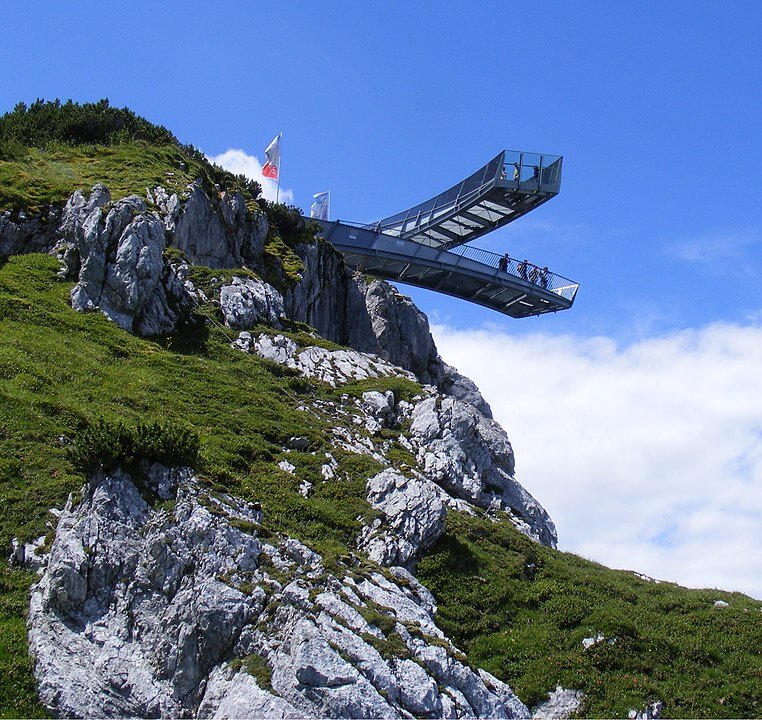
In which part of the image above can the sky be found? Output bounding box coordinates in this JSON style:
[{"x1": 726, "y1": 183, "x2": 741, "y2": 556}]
[{"x1": 2, "y1": 1, "x2": 761, "y2": 598}]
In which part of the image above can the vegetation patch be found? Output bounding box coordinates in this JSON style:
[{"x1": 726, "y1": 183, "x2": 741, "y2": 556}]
[
  {"x1": 68, "y1": 418, "x2": 200, "y2": 476},
  {"x1": 0, "y1": 99, "x2": 262, "y2": 214},
  {"x1": 0, "y1": 253, "x2": 385, "y2": 713},
  {"x1": 416, "y1": 512, "x2": 762, "y2": 718},
  {"x1": 230, "y1": 652, "x2": 273, "y2": 691},
  {"x1": 336, "y1": 376, "x2": 423, "y2": 404}
]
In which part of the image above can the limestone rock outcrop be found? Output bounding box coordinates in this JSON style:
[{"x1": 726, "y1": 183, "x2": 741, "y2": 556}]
[
  {"x1": 166, "y1": 183, "x2": 268, "y2": 268},
  {"x1": 220, "y1": 276, "x2": 285, "y2": 329},
  {"x1": 29, "y1": 467, "x2": 530, "y2": 719},
  {"x1": 410, "y1": 396, "x2": 557, "y2": 547},
  {"x1": 358, "y1": 468, "x2": 448, "y2": 567},
  {"x1": 0, "y1": 207, "x2": 60, "y2": 258}
]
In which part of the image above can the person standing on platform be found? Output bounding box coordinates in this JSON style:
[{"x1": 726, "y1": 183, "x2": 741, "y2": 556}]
[{"x1": 518, "y1": 259, "x2": 528, "y2": 280}]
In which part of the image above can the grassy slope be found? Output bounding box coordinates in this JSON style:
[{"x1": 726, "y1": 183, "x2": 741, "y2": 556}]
[
  {"x1": 0, "y1": 142, "x2": 201, "y2": 213},
  {"x1": 0, "y1": 140, "x2": 268, "y2": 216},
  {"x1": 0, "y1": 253, "x2": 413, "y2": 716},
  {"x1": 417, "y1": 513, "x2": 761, "y2": 717},
  {"x1": 1, "y1": 256, "x2": 759, "y2": 719}
]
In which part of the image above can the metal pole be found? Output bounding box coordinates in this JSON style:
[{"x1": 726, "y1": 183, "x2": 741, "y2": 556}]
[{"x1": 276, "y1": 131, "x2": 282, "y2": 204}]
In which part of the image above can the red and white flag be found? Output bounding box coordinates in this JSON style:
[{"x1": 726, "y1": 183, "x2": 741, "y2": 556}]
[{"x1": 262, "y1": 132, "x2": 282, "y2": 179}]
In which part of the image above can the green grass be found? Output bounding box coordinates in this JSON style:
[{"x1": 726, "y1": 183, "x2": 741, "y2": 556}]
[
  {"x1": 0, "y1": 142, "x2": 202, "y2": 213},
  {"x1": 0, "y1": 139, "x2": 271, "y2": 217},
  {"x1": 0, "y1": 253, "x2": 396, "y2": 714},
  {"x1": 416, "y1": 512, "x2": 762, "y2": 718},
  {"x1": 1, "y1": 254, "x2": 761, "y2": 719}
]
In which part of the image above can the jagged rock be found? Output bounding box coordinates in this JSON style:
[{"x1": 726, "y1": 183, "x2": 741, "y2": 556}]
[
  {"x1": 285, "y1": 238, "x2": 350, "y2": 341},
  {"x1": 440, "y1": 362, "x2": 493, "y2": 418},
  {"x1": 170, "y1": 183, "x2": 267, "y2": 268},
  {"x1": 285, "y1": 258, "x2": 444, "y2": 387},
  {"x1": 243, "y1": 333, "x2": 417, "y2": 387},
  {"x1": 532, "y1": 686, "x2": 584, "y2": 719},
  {"x1": 410, "y1": 396, "x2": 557, "y2": 547},
  {"x1": 57, "y1": 186, "x2": 190, "y2": 335},
  {"x1": 359, "y1": 468, "x2": 447, "y2": 567},
  {"x1": 357, "y1": 279, "x2": 443, "y2": 384},
  {"x1": 0, "y1": 206, "x2": 61, "y2": 259},
  {"x1": 30, "y1": 464, "x2": 530, "y2": 718},
  {"x1": 29, "y1": 466, "x2": 264, "y2": 717},
  {"x1": 197, "y1": 665, "x2": 305, "y2": 719},
  {"x1": 220, "y1": 276, "x2": 285, "y2": 329}
]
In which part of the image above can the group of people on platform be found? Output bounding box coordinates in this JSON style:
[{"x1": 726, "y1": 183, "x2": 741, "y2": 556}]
[
  {"x1": 500, "y1": 162, "x2": 541, "y2": 182},
  {"x1": 497, "y1": 253, "x2": 549, "y2": 289}
]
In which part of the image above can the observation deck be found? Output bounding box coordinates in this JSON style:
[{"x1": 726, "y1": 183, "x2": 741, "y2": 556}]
[
  {"x1": 366, "y1": 150, "x2": 563, "y2": 249},
  {"x1": 311, "y1": 149, "x2": 579, "y2": 318},
  {"x1": 314, "y1": 219, "x2": 578, "y2": 318}
]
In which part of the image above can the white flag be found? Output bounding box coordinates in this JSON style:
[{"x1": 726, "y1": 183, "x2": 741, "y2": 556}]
[
  {"x1": 310, "y1": 190, "x2": 330, "y2": 220},
  {"x1": 262, "y1": 132, "x2": 282, "y2": 179}
]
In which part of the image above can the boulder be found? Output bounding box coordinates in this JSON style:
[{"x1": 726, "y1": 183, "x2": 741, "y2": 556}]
[
  {"x1": 220, "y1": 276, "x2": 285, "y2": 329},
  {"x1": 359, "y1": 468, "x2": 447, "y2": 567}
]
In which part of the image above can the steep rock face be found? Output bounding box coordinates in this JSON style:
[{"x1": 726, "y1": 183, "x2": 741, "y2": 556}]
[
  {"x1": 284, "y1": 238, "x2": 351, "y2": 344},
  {"x1": 410, "y1": 396, "x2": 556, "y2": 547},
  {"x1": 356, "y1": 279, "x2": 443, "y2": 384},
  {"x1": 283, "y1": 243, "x2": 447, "y2": 389},
  {"x1": 165, "y1": 183, "x2": 268, "y2": 269},
  {"x1": 234, "y1": 333, "x2": 556, "y2": 549},
  {"x1": 57, "y1": 186, "x2": 191, "y2": 335},
  {"x1": 29, "y1": 467, "x2": 530, "y2": 719}
]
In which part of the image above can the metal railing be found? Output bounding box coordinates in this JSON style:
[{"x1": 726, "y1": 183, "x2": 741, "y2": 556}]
[
  {"x1": 367, "y1": 153, "x2": 504, "y2": 236},
  {"x1": 318, "y1": 218, "x2": 579, "y2": 303},
  {"x1": 449, "y1": 244, "x2": 578, "y2": 301},
  {"x1": 499, "y1": 150, "x2": 563, "y2": 194},
  {"x1": 366, "y1": 149, "x2": 563, "y2": 239}
]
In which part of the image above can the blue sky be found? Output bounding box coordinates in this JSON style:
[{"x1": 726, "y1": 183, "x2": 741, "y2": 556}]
[
  {"x1": 3, "y1": 2, "x2": 760, "y2": 337},
  {"x1": 3, "y1": 2, "x2": 761, "y2": 597}
]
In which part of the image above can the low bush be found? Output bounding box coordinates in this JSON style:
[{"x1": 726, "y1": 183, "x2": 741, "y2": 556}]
[{"x1": 68, "y1": 418, "x2": 200, "y2": 475}]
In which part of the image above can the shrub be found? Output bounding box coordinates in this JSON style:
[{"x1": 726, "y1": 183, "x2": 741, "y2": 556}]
[
  {"x1": 68, "y1": 418, "x2": 200, "y2": 474},
  {"x1": 265, "y1": 203, "x2": 320, "y2": 248},
  {"x1": 0, "y1": 99, "x2": 178, "y2": 149}
]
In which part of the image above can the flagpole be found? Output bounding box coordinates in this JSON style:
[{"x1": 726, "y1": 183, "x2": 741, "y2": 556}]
[
  {"x1": 328, "y1": 189, "x2": 331, "y2": 220},
  {"x1": 276, "y1": 131, "x2": 282, "y2": 204}
]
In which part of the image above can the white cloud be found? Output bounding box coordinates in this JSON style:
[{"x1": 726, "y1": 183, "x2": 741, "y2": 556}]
[
  {"x1": 430, "y1": 322, "x2": 762, "y2": 599},
  {"x1": 669, "y1": 229, "x2": 760, "y2": 265},
  {"x1": 206, "y1": 148, "x2": 295, "y2": 205}
]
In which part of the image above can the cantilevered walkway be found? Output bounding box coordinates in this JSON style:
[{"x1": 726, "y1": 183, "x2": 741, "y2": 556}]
[{"x1": 312, "y1": 149, "x2": 579, "y2": 318}]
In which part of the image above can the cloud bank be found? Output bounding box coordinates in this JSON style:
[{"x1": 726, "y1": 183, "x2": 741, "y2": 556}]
[
  {"x1": 206, "y1": 148, "x2": 295, "y2": 205},
  {"x1": 430, "y1": 322, "x2": 762, "y2": 599}
]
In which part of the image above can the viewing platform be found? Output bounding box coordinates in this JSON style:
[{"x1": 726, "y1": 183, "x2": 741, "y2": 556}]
[
  {"x1": 310, "y1": 149, "x2": 578, "y2": 318},
  {"x1": 314, "y1": 219, "x2": 579, "y2": 318},
  {"x1": 367, "y1": 150, "x2": 563, "y2": 249}
]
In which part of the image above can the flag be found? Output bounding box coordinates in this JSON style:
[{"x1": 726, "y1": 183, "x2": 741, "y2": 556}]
[
  {"x1": 262, "y1": 132, "x2": 282, "y2": 180},
  {"x1": 310, "y1": 191, "x2": 330, "y2": 220}
]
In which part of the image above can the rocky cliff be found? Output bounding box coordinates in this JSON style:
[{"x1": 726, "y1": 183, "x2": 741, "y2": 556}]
[{"x1": 4, "y1": 180, "x2": 567, "y2": 718}]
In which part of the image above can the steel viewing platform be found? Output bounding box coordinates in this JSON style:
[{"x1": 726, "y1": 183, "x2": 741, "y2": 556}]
[{"x1": 311, "y1": 149, "x2": 579, "y2": 318}]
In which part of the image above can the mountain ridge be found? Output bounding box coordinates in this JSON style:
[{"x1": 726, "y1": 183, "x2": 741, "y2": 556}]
[{"x1": 0, "y1": 101, "x2": 759, "y2": 718}]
